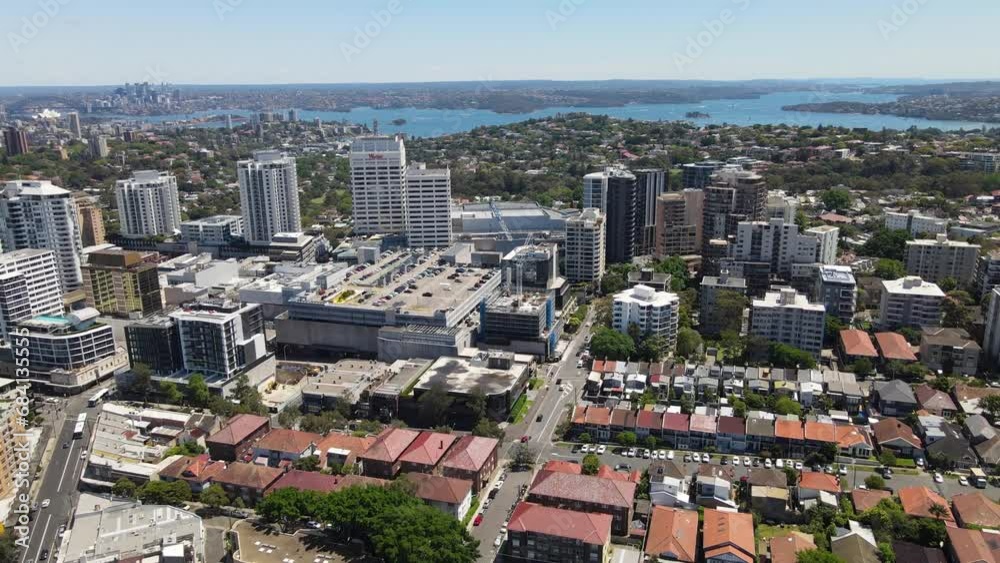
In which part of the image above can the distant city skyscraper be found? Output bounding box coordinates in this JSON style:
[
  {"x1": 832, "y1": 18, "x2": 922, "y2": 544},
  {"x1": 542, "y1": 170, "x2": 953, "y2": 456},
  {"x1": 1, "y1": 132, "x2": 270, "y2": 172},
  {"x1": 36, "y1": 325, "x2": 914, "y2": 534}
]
[
  {"x1": 88, "y1": 134, "x2": 109, "y2": 158},
  {"x1": 350, "y1": 136, "x2": 408, "y2": 237},
  {"x1": 583, "y1": 166, "x2": 637, "y2": 264},
  {"x1": 633, "y1": 168, "x2": 667, "y2": 255},
  {"x1": 405, "y1": 163, "x2": 452, "y2": 248},
  {"x1": 2, "y1": 127, "x2": 29, "y2": 156},
  {"x1": 68, "y1": 112, "x2": 82, "y2": 139},
  {"x1": 225, "y1": 114, "x2": 233, "y2": 130},
  {"x1": 115, "y1": 170, "x2": 183, "y2": 238},
  {"x1": 0, "y1": 180, "x2": 84, "y2": 291},
  {"x1": 237, "y1": 150, "x2": 301, "y2": 244}
]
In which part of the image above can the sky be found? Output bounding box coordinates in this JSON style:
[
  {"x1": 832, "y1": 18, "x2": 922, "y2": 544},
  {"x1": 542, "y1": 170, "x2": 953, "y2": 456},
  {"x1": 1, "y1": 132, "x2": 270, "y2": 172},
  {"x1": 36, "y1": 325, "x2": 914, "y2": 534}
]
[{"x1": 1, "y1": 0, "x2": 998, "y2": 86}]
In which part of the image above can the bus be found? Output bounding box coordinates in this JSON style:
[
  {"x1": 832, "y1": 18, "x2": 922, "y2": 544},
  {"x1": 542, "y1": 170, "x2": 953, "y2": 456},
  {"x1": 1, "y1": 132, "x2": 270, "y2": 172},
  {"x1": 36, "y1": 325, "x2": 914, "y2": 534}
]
[
  {"x1": 88, "y1": 388, "x2": 110, "y2": 408},
  {"x1": 73, "y1": 413, "x2": 87, "y2": 439}
]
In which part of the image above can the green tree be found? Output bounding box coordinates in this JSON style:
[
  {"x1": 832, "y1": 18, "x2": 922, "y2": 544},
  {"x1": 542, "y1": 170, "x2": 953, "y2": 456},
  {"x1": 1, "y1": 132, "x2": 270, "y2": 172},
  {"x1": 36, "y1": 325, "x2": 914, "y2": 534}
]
[
  {"x1": 199, "y1": 483, "x2": 230, "y2": 509},
  {"x1": 472, "y1": 418, "x2": 505, "y2": 440},
  {"x1": 773, "y1": 397, "x2": 803, "y2": 417},
  {"x1": 731, "y1": 397, "x2": 748, "y2": 418},
  {"x1": 616, "y1": 431, "x2": 637, "y2": 447},
  {"x1": 578, "y1": 432, "x2": 593, "y2": 443},
  {"x1": 293, "y1": 455, "x2": 321, "y2": 472},
  {"x1": 467, "y1": 388, "x2": 487, "y2": 423},
  {"x1": 879, "y1": 450, "x2": 897, "y2": 467},
  {"x1": 589, "y1": 326, "x2": 636, "y2": 360},
  {"x1": 112, "y1": 477, "x2": 138, "y2": 498},
  {"x1": 860, "y1": 229, "x2": 910, "y2": 261},
  {"x1": 675, "y1": 327, "x2": 703, "y2": 359},
  {"x1": 981, "y1": 395, "x2": 1000, "y2": 422},
  {"x1": 769, "y1": 343, "x2": 817, "y2": 369},
  {"x1": 600, "y1": 271, "x2": 627, "y2": 295},
  {"x1": 159, "y1": 380, "x2": 184, "y2": 404},
  {"x1": 820, "y1": 188, "x2": 852, "y2": 212},
  {"x1": 300, "y1": 411, "x2": 347, "y2": 434},
  {"x1": 163, "y1": 441, "x2": 205, "y2": 457},
  {"x1": 938, "y1": 277, "x2": 958, "y2": 292},
  {"x1": 581, "y1": 453, "x2": 600, "y2": 475},
  {"x1": 873, "y1": 259, "x2": 906, "y2": 281},
  {"x1": 865, "y1": 474, "x2": 886, "y2": 490},
  {"x1": 277, "y1": 406, "x2": 301, "y2": 429},
  {"x1": 418, "y1": 382, "x2": 454, "y2": 427},
  {"x1": 0, "y1": 531, "x2": 19, "y2": 563},
  {"x1": 637, "y1": 335, "x2": 669, "y2": 362},
  {"x1": 851, "y1": 358, "x2": 874, "y2": 378},
  {"x1": 652, "y1": 256, "x2": 690, "y2": 291},
  {"x1": 187, "y1": 373, "x2": 211, "y2": 407},
  {"x1": 138, "y1": 480, "x2": 191, "y2": 506},
  {"x1": 130, "y1": 363, "x2": 154, "y2": 404},
  {"x1": 511, "y1": 443, "x2": 536, "y2": 470},
  {"x1": 257, "y1": 487, "x2": 311, "y2": 531},
  {"x1": 797, "y1": 549, "x2": 846, "y2": 563},
  {"x1": 707, "y1": 291, "x2": 747, "y2": 336},
  {"x1": 230, "y1": 373, "x2": 267, "y2": 415}
]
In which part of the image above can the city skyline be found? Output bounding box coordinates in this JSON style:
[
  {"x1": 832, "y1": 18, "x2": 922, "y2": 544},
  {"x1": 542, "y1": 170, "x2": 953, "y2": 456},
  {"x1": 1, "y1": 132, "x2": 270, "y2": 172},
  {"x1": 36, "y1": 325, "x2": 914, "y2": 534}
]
[{"x1": 2, "y1": 0, "x2": 1000, "y2": 86}]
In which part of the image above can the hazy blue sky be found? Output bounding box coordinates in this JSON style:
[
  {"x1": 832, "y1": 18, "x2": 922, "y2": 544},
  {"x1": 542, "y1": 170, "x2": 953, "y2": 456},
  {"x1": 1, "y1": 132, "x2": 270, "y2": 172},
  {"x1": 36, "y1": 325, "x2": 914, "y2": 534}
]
[{"x1": 1, "y1": 0, "x2": 997, "y2": 86}]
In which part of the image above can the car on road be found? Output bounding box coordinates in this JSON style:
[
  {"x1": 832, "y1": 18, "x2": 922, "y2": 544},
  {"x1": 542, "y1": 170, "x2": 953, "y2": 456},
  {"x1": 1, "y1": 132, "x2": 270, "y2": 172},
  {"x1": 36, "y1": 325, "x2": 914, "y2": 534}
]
[
  {"x1": 683, "y1": 453, "x2": 692, "y2": 462},
  {"x1": 916, "y1": 458, "x2": 925, "y2": 468},
  {"x1": 959, "y1": 476, "x2": 969, "y2": 486},
  {"x1": 775, "y1": 459, "x2": 784, "y2": 469},
  {"x1": 752, "y1": 458, "x2": 760, "y2": 467},
  {"x1": 794, "y1": 462, "x2": 803, "y2": 470},
  {"x1": 62, "y1": 442, "x2": 68, "y2": 449},
  {"x1": 576, "y1": 360, "x2": 583, "y2": 368},
  {"x1": 80, "y1": 450, "x2": 87, "y2": 460},
  {"x1": 643, "y1": 449, "x2": 650, "y2": 459},
  {"x1": 495, "y1": 480, "x2": 504, "y2": 490},
  {"x1": 488, "y1": 488, "x2": 499, "y2": 499},
  {"x1": 839, "y1": 465, "x2": 848, "y2": 476},
  {"x1": 57, "y1": 525, "x2": 66, "y2": 537},
  {"x1": 41, "y1": 499, "x2": 50, "y2": 509},
  {"x1": 535, "y1": 414, "x2": 543, "y2": 422},
  {"x1": 825, "y1": 465, "x2": 834, "y2": 474},
  {"x1": 732, "y1": 457, "x2": 740, "y2": 466},
  {"x1": 39, "y1": 550, "x2": 48, "y2": 561},
  {"x1": 597, "y1": 445, "x2": 606, "y2": 455},
  {"x1": 668, "y1": 450, "x2": 675, "y2": 460},
  {"x1": 764, "y1": 458, "x2": 773, "y2": 468},
  {"x1": 628, "y1": 447, "x2": 637, "y2": 457},
  {"x1": 934, "y1": 472, "x2": 944, "y2": 483},
  {"x1": 657, "y1": 450, "x2": 666, "y2": 460},
  {"x1": 743, "y1": 456, "x2": 751, "y2": 466},
  {"x1": 494, "y1": 535, "x2": 503, "y2": 548},
  {"x1": 702, "y1": 453, "x2": 711, "y2": 463},
  {"x1": 520, "y1": 435, "x2": 530, "y2": 443},
  {"x1": 720, "y1": 456, "x2": 728, "y2": 465},
  {"x1": 881, "y1": 467, "x2": 893, "y2": 478},
  {"x1": 615, "y1": 463, "x2": 631, "y2": 471},
  {"x1": 473, "y1": 514, "x2": 484, "y2": 526}
]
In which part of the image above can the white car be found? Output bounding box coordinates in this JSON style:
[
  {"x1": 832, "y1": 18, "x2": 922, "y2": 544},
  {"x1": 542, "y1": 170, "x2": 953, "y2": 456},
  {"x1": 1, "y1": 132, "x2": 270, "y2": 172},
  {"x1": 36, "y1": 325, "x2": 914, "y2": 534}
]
[
  {"x1": 775, "y1": 459, "x2": 785, "y2": 469},
  {"x1": 743, "y1": 456, "x2": 751, "y2": 466},
  {"x1": 959, "y1": 476, "x2": 969, "y2": 486},
  {"x1": 794, "y1": 462, "x2": 803, "y2": 470},
  {"x1": 667, "y1": 450, "x2": 675, "y2": 460},
  {"x1": 764, "y1": 458, "x2": 773, "y2": 468},
  {"x1": 41, "y1": 498, "x2": 50, "y2": 509},
  {"x1": 916, "y1": 458, "x2": 925, "y2": 467},
  {"x1": 643, "y1": 449, "x2": 651, "y2": 459},
  {"x1": 934, "y1": 472, "x2": 944, "y2": 483},
  {"x1": 732, "y1": 457, "x2": 741, "y2": 466},
  {"x1": 596, "y1": 445, "x2": 606, "y2": 455},
  {"x1": 839, "y1": 466, "x2": 848, "y2": 476},
  {"x1": 628, "y1": 448, "x2": 637, "y2": 457}
]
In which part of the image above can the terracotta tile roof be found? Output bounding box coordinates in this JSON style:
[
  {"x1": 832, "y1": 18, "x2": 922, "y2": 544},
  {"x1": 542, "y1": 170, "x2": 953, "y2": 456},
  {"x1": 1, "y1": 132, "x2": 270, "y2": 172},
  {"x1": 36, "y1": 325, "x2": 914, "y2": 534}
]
[
  {"x1": 315, "y1": 432, "x2": 375, "y2": 467},
  {"x1": 206, "y1": 414, "x2": 269, "y2": 446},
  {"x1": 871, "y1": 418, "x2": 922, "y2": 449},
  {"x1": 717, "y1": 416, "x2": 746, "y2": 436},
  {"x1": 698, "y1": 464, "x2": 736, "y2": 483},
  {"x1": 892, "y1": 541, "x2": 948, "y2": 563},
  {"x1": 746, "y1": 468, "x2": 787, "y2": 489},
  {"x1": 644, "y1": 507, "x2": 698, "y2": 562},
  {"x1": 360, "y1": 427, "x2": 420, "y2": 463},
  {"x1": 398, "y1": 431, "x2": 457, "y2": 467},
  {"x1": 951, "y1": 492, "x2": 1000, "y2": 529},
  {"x1": 914, "y1": 385, "x2": 958, "y2": 413},
  {"x1": 662, "y1": 413, "x2": 690, "y2": 432},
  {"x1": 585, "y1": 406, "x2": 612, "y2": 426},
  {"x1": 702, "y1": 509, "x2": 755, "y2": 563},
  {"x1": 441, "y1": 435, "x2": 498, "y2": 473},
  {"x1": 592, "y1": 360, "x2": 606, "y2": 373},
  {"x1": 840, "y1": 329, "x2": 878, "y2": 357},
  {"x1": 255, "y1": 428, "x2": 323, "y2": 455},
  {"x1": 689, "y1": 414, "x2": 717, "y2": 434},
  {"x1": 898, "y1": 486, "x2": 954, "y2": 521},
  {"x1": 611, "y1": 409, "x2": 638, "y2": 428},
  {"x1": 798, "y1": 472, "x2": 840, "y2": 493},
  {"x1": 775, "y1": 419, "x2": 804, "y2": 440},
  {"x1": 529, "y1": 470, "x2": 636, "y2": 509},
  {"x1": 405, "y1": 472, "x2": 472, "y2": 505},
  {"x1": 158, "y1": 454, "x2": 225, "y2": 483},
  {"x1": 637, "y1": 409, "x2": 663, "y2": 430},
  {"x1": 573, "y1": 405, "x2": 587, "y2": 425},
  {"x1": 836, "y1": 425, "x2": 873, "y2": 450},
  {"x1": 508, "y1": 502, "x2": 612, "y2": 546},
  {"x1": 945, "y1": 527, "x2": 1000, "y2": 563},
  {"x1": 214, "y1": 462, "x2": 283, "y2": 491},
  {"x1": 769, "y1": 533, "x2": 816, "y2": 563},
  {"x1": 597, "y1": 465, "x2": 641, "y2": 483},
  {"x1": 875, "y1": 332, "x2": 918, "y2": 361},
  {"x1": 803, "y1": 421, "x2": 837, "y2": 443},
  {"x1": 265, "y1": 470, "x2": 348, "y2": 494},
  {"x1": 852, "y1": 489, "x2": 891, "y2": 513},
  {"x1": 542, "y1": 460, "x2": 582, "y2": 474}
]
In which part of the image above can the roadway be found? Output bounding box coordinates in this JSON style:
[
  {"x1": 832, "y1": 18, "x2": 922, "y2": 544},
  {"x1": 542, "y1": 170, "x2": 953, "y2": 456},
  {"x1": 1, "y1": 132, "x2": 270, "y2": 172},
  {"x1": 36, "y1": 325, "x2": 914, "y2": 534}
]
[{"x1": 19, "y1": 382, "x2": 110, "y2": 563}]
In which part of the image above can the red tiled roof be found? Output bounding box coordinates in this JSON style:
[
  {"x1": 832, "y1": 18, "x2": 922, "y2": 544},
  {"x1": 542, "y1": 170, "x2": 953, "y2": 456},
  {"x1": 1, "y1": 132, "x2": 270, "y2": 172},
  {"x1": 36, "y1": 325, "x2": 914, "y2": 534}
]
[
  {"x1": 611, "y1": 409, "x2": 637, "y2": 428},
  {"x1": 315, "y1": 432, "x2": 375, "y2": 467},
  {"x1": 529, "y1": 470, "x2": 636, "y2": 509},
  {"x1": 214, "y1": 462, "x2": 283, "y2": 491},
  {"x1": 803, "y1": 421, "x2": 837, "y2": 443},
  {"x1": 256, "y1": 428, "x2": 322, "y2": 455},
  {"x1": 769, "y1": 533, "x2": 817, "y2": 563},
  {"x1": 945, "y1": 527, "x2": 1000, "y2": 563},
  {"x1": 441, "y1": 435, "x2": 498, "y2": 473},
  {"x1": 798, "y1": 472, "x2": 840, "y2": 493},
  {"x1": 644, "y1": 507, "x2": 698, "y2": 562},
  {"x1": 840, "y1": 330, "x2": 878, "y2": 358},
  {"x1": 158, "y1": 454, "x2": 225, "y2": 483},
  {"x1": 702, "y1": 509, "x2": 755, "y2": 563},
  {"x1": 689, "y1": 414, "x2": 717, "y2": 434},
  {"x1": 836, "y1": 425, "x2": 873, "y2": 450},
  {"x1": 662, "y1": 413, "x2": 690, "y2": 432},
  {"x1": 573, "y1": 406, "x2": 587, "y2": 425},
  {"x1": 398, "y1": 431, "x2": 457, "y2": 467},
  {"x1": 775, "y1": 419, "x2": 804, "y2": 440},
  {"x1": 597, "y1": 465, "x2": 640, "y2": 483},
  {"x1": 899, "y1": 486, "x2": 954, "y2": 521},
  {"x1": 585, "y1": 407, "x2": 612, "y2": 426},
  {"x1": 509, "y1": 502, "x2": 612, "y2": 546},
  {"x1": 405, "y1": 472, "x2": 472, "y2": 505},
  {"x1": 851, "y1": 489, "x2": 891, "y2": 513},
  {"x1": 875, "y1": 332, "x2": 918, "y2": 361},
  {"x1": 206, "y1": 413, "x2": 269, "y2": 446},
  {"x1": 360, "y1": 427, "x2": 421, "y2": 463},
  {"x1": 717, "y1": 416, "x2": 746, "y2": 436},
  {"x1": 951, "y1": 492, "x2": 1000, "y2": 529},
  {"x1": 592, "y1": 360, "x2": 606, "y2": 373},
  {"x1": 543, "y1": 460, "x2": 582, "y2": 474},
  {"x1": 871, "y1": 418, "x2": 922, "y2": 449},
  {"x1": 637, "y1": 409, "x2": 663, "y2": 430},
  {"x1": 265, "y1": 470, "x2": 343, "y2": 494}
]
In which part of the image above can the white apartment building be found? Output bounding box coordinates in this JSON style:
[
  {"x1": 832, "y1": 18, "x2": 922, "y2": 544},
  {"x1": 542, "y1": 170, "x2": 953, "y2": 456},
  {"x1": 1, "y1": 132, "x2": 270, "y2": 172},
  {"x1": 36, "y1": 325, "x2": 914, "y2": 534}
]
[
  {"x1": 805, "y1": 225, "x2": 840, "y2": 265},
  {"x1": 733, "y1": 218, "x2": 819, "y2": 276},
  {"x1": 405, "y1": 163, "x2": 452, "y2": 248},
  {"x1": 612, "y1": 284, "x2": 680, "y2": 349},
  {"x1": 115, "y1": 170, "x2": 183, "y2": 238},
  {"x1": 565, "y1": 208, "x2": 606, "y2": 283},
  {"x1": 237, "y1": 150, "x2": 301, "y2": 244},
  {"x1": 750, "y1": 287, "x2": 825, "y2": 358},
  {"x1": 583, "y1": 165, "x2": 636, "y2": 212},
  {"x1": 984, "y1": 287, "x2": 1000, "y2": 366},
  {"x1": 170, "y1": 301, "x2": 266, "y2": 380},
  {"x1": 878, "y1": 276, "x2": 945, "y2": 329},
  {"x1": 0, "y1": 180, "x2": 84, "y2": 291},
  {"x1": 815, "y1": 265, "x2": 856, "y2": 324},
  {"x1": 18, "y1": 308, "x2": 116, "y2": 371},
  {"x1": 904, "y1": 234, "x2": 981, "y2": 285},
  {"x1": 350, "y1": 136, "x2": 407, "y2": 236},
  {"x1": 884, "y1": 210, "x2": 947, "y2": 237},
  {"x1": 0, "y1": 249, "x2": 63, "y2": 342},
  {"x1": 766, "y1": 193, "x2": 798, "y2": 222},
  {"x1": 179, "y1": 215, "x2": 244, "y2": 245}
]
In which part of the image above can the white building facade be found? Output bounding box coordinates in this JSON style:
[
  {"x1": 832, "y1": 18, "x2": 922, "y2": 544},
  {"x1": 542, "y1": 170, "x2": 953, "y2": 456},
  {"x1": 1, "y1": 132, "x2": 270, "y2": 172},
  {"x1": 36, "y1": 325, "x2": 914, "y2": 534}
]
[
  {"x1": 0, "y1": 249, "x2": 63, "y2": 342},
  {"x1": 405, "y1": 163, "x2": 452, "y2": 248},
  {"x1": 565, "y1": 208, "x2": 606, "y2": 283},
  {"x1": 237, "y1": 150, "x2": 301, "y2": 244},
  {"x1": 878, "y1": 276, "x2": 945, "y2": 329},
  {"x1": 350, "y1": 136, "x2": 408, "y2": 237},
  {"x1": 115, "y1": 170, "x2": 183, "y2": 238},
  {"x1": 612, "y1": 284, "x2": 680, "y2": 349},
  {"x1": 750, "y1": 288, "x2": 825, "y2": 358}
]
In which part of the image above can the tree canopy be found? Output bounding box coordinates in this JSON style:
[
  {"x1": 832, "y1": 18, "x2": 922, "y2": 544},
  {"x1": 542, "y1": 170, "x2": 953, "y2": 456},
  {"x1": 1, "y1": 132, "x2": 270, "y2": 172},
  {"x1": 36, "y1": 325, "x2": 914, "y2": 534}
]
[{"x1": 589, "y1": 326, "x2": 636, "y2": 360}]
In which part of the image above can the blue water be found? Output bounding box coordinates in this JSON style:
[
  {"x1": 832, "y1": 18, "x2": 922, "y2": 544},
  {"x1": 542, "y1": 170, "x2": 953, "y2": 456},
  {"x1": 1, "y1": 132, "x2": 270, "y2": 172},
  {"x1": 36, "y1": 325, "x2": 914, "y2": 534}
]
[{"x1": 107, "y1": 91, "x2": 994, "y2": 137}]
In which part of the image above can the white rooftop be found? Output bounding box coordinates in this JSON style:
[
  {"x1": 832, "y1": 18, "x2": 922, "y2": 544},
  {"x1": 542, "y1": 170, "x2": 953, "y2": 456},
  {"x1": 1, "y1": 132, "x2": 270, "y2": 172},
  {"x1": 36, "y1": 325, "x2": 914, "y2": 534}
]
[{"x1": 882, "y1": 276, "x2": 945, "y2": 297}]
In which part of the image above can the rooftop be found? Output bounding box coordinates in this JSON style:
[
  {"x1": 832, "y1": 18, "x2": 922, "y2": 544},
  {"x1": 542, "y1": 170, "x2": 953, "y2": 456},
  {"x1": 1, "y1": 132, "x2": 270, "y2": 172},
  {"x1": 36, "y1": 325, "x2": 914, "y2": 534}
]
[
  {"x1": 882, "y1": 276, "x2": 945, "y2": 297},
  {"x1": 529, "y1": 470, "x2": 636, "y2": 509},
  {"x1": 207, "y1": 414, "x2": 270, "y2": 447},
  {"x1": 413, "y1": 352, "x2": 529, "y2": 396},
  {"x1": 874, "y1": 332, "x2": 918, "y2": 361},
  {"x1": 840, "y1": 330, "x2": 878, "y2": 358},
  {"x1": 509, "y1": 502, "x2": 612, "y2": 546},
  {"x1": 644, "y1": 507, "x2": 698, "y2": 562},
  {"x1": 405, "y1": 472, "x2": 473, "y2": 504},
  {"x1": 898, "y1": 486, "x2": 954, "y2": 521}
]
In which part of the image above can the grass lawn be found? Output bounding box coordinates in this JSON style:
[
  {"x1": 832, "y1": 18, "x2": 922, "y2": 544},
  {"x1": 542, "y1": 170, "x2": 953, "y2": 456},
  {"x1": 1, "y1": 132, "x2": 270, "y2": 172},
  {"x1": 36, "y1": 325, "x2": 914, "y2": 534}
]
[
  {"x1": 529, "y1": 378, "x2": 543, "y2": 390},
  {"x1": 756, "y1": 524, "x2": 802, "y2": 541},
  {"x1": 513, "y1": 400, "x2": 534, "y2": 423},
  {"x1": 509, "y1": 394, "x2": 529, "y2": 423}
]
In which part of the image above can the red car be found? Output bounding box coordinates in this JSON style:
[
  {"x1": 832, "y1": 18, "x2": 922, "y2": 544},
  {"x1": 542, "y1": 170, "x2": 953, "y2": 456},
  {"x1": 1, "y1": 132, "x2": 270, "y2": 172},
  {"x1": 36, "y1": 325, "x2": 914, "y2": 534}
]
[
  {"x1": 473, "y1": 514, "x2": 484, "y2": 526},
  {"x1": 520, "y1": 435, "x2": 530, "y2": 443}
]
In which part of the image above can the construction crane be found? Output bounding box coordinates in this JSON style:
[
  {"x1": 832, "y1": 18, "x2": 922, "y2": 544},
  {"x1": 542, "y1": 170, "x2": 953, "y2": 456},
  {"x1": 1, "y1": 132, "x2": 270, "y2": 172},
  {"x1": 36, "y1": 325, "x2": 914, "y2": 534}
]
[{"x1": 490, "y1": 199, "x2": 513, "y2": 241}]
